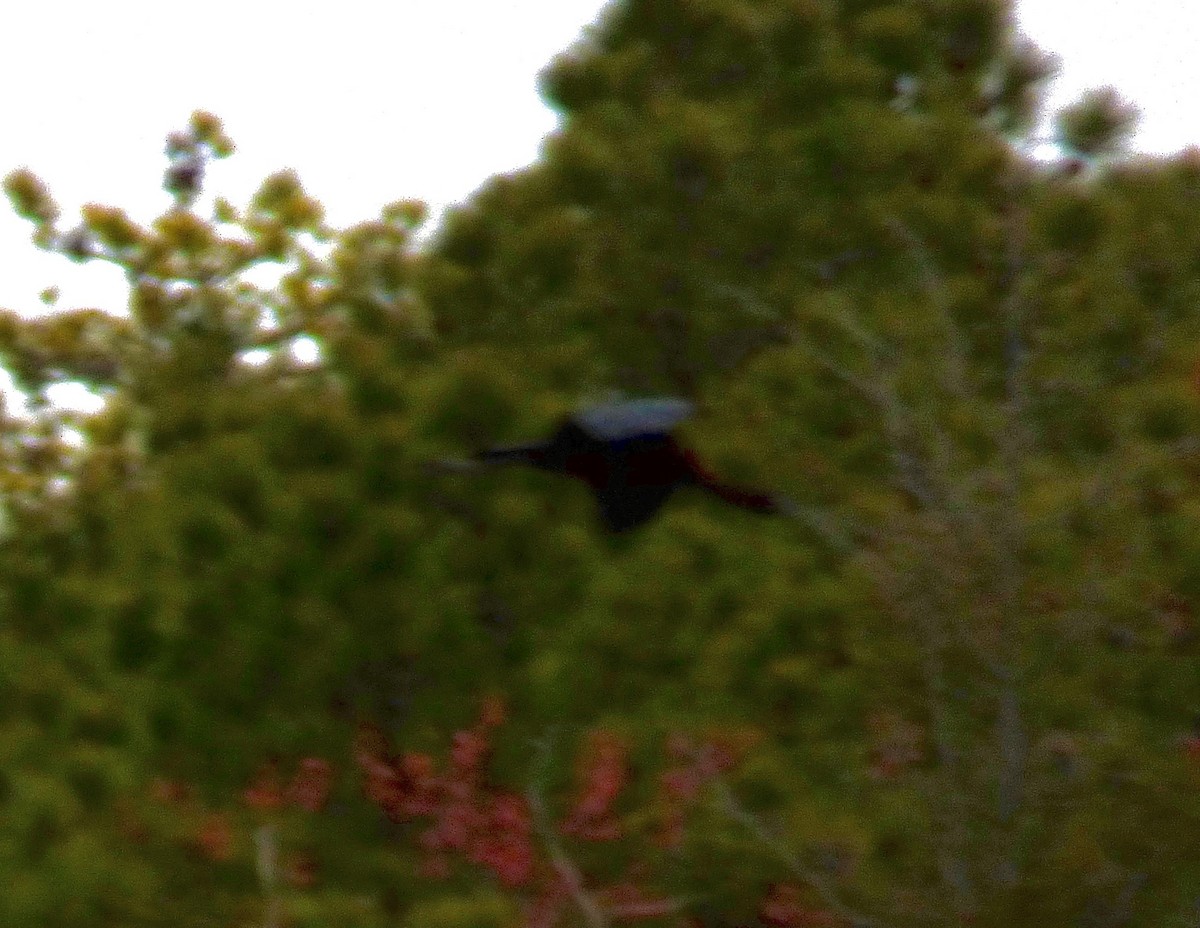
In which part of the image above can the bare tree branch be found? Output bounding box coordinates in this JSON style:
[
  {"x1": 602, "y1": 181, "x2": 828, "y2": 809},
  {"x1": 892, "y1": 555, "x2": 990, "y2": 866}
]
[
  {"x1": 527, "y1": 735, "x2": 610, "y2": 928},
  {"x1": 253, "y1": 824, "x2": 283, "y2": 928},
  {"x1": 707, "y1": 772, "x2": 886, "y2": 928}
]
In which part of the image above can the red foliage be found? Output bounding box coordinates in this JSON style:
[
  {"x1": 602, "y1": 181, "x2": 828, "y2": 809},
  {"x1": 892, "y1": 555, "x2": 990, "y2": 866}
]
[
  {"x1": 287, "y1": 757, "x2": 334, "y2": 813},
  {"x1": 285, "y1": 850, "x2": 320, "y2": 888},
  {"x1": 596, "y1": 881, "x2": 679, "y2": 920},
  {"x1": 526, "y1": 876, "x2": 570, "y2": 928},
  {"x1": 150, "y1": 777, "x2": 191, "y2": 804},
  {"x1": 348, "y1": 699, "x2": 775, "y2": 925},
  {"x1": 353, "y1": 721, "x2": 389, "y2": 761},
  {"x1": 398, "y1": 752, "x2": 440, "y2": 815},
  {"x1": 451, "y1": 729, "x2": 491, "y2": 779},
  {"x1": 419, "y1": 851, "x2": 452, "y2": 880},
  {"x1": 480, "y1": 693, "x2": 508, "y2": 729},
  {"x1": 195, "y1": 812, "x2": 234, "y2": 863},
  {"x1": 656, "y1": 736, "x2": 738, "y2": 847},
  {"x1": 160, "y1": 697, "x2": 836, "y2": 928},
  {"x1": 473, "y1": 793, "x2": 536, "y2": 886},
  {"x1": 359, "y1": 752, "x2": 407, "y2": 819},
  {"x1": 759, "y1": 884, "x2": 841, "y2": 927},
  {"x1": 354, "y1": 701, "x2": 537, "y2": 887},
  {"x1": 561, "y1": 730, "x2": 627, "y2": 841},
  {"x1": 661, "y1": 765, "x2": 703, "y2": 803},
  {"x1": 242, "y1": 759, "x2": 284, "y2": 811},
  {"x1": 243, "y1": 756, "x2": 335, "y2": 814},
  {"x1": 354, "y1": 724, "x2": 442, "y2": 822},
  {"x1": 150, "y1": 691, "x2": 878, "y2": 928}
]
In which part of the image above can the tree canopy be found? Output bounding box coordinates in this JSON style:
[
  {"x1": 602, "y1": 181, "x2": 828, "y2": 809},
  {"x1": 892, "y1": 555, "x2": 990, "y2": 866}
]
[{"x1": 4, "y1": 1, "x2": 1200, "y2": 926}]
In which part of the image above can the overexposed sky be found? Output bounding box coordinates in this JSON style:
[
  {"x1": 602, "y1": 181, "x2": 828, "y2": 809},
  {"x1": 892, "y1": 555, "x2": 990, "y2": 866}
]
[
  {"x1": 1, "y1": 0, "x2": 1198, "y2": 316},
  {"x1": 1014, "y1": 0, "x2": 1199, "y2": 154}
]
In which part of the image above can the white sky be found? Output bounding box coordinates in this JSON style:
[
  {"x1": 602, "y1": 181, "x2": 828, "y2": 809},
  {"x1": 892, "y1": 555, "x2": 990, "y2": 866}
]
[{"x1": 1, "y1": 0, "x2": 1198, "y2": 317}]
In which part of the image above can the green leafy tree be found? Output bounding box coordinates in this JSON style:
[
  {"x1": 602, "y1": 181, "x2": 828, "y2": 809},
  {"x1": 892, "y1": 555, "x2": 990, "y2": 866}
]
[{"x1": 4, "y1": 2, "x2": 1200, "y2": 926}]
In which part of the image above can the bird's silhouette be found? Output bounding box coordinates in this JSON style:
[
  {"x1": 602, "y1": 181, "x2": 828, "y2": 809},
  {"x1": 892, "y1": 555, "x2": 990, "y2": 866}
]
[{"x1": 435, "y1": 397, "x2": 794, "y2": 532}]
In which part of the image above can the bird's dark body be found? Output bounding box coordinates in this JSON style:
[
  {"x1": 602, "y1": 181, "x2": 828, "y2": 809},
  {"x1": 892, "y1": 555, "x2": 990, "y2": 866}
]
[
  {"x1": 546, "y1": 424, "x2": 694, "y2": 532},
  {"x1": 469, "y1": 397, "x2": 779, "y2": 532}
]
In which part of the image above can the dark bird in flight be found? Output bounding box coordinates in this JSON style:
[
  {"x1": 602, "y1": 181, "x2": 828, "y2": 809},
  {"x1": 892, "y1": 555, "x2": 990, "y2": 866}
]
[{"x1": 433, "y1": 397, "x2": 805, "y2": 533}]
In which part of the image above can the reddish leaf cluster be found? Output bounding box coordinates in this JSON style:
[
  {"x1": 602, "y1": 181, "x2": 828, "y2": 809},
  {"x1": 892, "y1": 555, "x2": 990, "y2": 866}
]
[
  {"x1": 241, "y1": 760, "x2": 283, "y2": 811},
  {"x1": 284, "y1": 850, "x2": 321, "y2": 889},
  {"x1": 561, "y1": 730, "x2": 628, "y2": 841},
  {"x1": 759, "y1": 884, "x2": 843, "y2": 927},
  {"x1": 526, "y1": 872, "x2": 680, "y2": 926},
  {"x1": 595, "y1": 880, "x2": 682, "y2": 920},
  {"x1": 353, "y1": 699, "x2": 535, "y2": 887},
  {"x1": 657, "y1": 733, "x2": 738, "y2": 848},
  {"x1": 195, "y1": 812, "x2": 234, "y2": 863},
  {"x1": 353, "y1": 700, "x2": 701, "y2": 921},
  {"x1": 150, "y1": 777, "x2": 192, "y2": 804},
  {"x1": 157, "y1": 697, "x2": 833, "y2": 927},
  {"x1": 242, "y1": 756, "x2": 335, "y2": 813},
  {"x1": 359, "y1": 747, "x2": 440, "y2": 819},
  {"x1": 146, "y1": 778, "x2": 237, "y2": 863},
  {"x1": 290, "y1": 757, "x2": 335, "y2": 812}
]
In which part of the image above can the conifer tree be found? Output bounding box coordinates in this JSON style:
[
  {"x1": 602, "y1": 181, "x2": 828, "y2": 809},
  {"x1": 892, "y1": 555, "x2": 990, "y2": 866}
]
[{"x1": 4, "y1": 2, "x2": 1200, "y2": 926}]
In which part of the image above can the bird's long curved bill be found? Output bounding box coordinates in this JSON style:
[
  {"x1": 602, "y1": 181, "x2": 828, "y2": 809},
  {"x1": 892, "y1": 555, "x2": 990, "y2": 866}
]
[
  {"x1": 474, "y1": 444, "x2": 546, "y2": 464},
  {"x1": 426, "y1": 443, "x2": 546, "y2": 474},
  {"x1": 426, "y1": 457, "x2": 483, "y2": 474}
]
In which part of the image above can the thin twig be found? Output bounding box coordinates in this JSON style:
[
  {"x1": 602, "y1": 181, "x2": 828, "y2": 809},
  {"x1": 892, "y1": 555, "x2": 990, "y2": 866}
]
[
  {"x1": 708, "y1": 774, "x2": 885, "y2": 928},
  {"x1": 254, "y1": 824, "x2": 282, "y2": 928},
  {"x1": 527, "y1": 735, "x2": 610, "y2": 928}
]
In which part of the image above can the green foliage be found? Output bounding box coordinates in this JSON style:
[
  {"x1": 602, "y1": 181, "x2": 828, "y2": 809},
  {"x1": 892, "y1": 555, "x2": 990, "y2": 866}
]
[
  {"x1": 401, "y1": 892, "x2": 520, "y2": 928},
  {"x1": 1056, "y1": 86, "x2": 1141, "y2": 159},
  {"x1": 3, "y1": 168, "x2": 59, "y2": 226},
  {"x1": 2, "y1": 4, "x2": 1200, "y2": 927},
  {"x1": 985, "y1": 39, "x2": 1059, "y2": 135}
]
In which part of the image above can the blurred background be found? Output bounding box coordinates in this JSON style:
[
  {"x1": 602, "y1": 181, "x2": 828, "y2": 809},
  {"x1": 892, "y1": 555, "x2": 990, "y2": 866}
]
[{"x1": 2, "y1": 2, "x2": 1200, "y2": 926}]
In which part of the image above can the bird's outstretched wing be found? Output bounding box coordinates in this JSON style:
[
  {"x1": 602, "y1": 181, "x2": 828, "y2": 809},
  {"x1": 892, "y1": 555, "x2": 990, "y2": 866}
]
[{"x1": 573, "y1": 397, "x2": 695, "y2": 441}]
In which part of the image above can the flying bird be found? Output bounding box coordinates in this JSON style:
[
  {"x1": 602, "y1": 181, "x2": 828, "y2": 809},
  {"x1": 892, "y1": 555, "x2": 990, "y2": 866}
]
[{"x1": 433, "y1": 397, "x2": 804, "y2": 533}]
